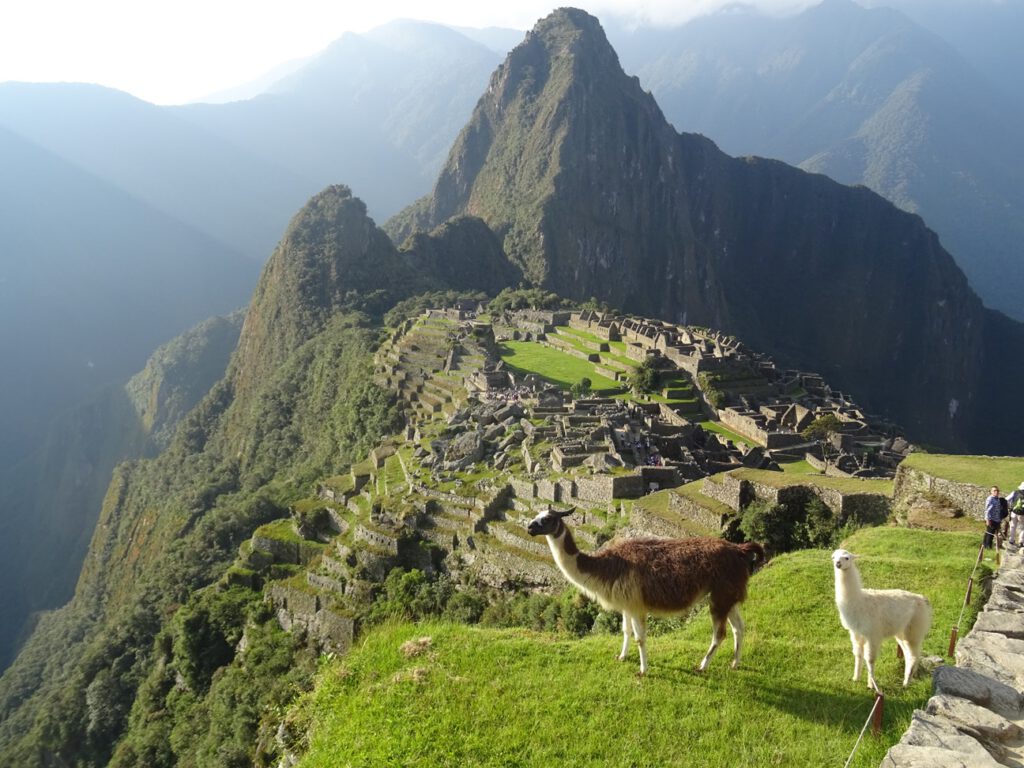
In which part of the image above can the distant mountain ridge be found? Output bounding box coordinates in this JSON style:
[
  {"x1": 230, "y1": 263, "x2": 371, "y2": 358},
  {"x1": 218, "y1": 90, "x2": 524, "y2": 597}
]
[
  {"x1": 389, "y1": 7, "x2": 1020, "y2": 452},
  {"x1": 607, "y1": 0, "x2": 1024, "y2": 318}
]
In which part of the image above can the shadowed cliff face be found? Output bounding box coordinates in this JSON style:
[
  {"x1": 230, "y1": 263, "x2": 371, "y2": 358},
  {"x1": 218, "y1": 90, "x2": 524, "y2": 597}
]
[{"x1": 389, "y1": 7, "x2": 1011, "y2": 452}]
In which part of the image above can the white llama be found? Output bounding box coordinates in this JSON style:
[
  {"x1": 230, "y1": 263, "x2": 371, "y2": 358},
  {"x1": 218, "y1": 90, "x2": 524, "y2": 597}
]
[{"x1": 832, "y1": 549, "x2": 932, "y2": 692}]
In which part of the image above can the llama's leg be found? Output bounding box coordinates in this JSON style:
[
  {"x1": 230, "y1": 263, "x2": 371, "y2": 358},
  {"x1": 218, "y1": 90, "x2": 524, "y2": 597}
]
[
  {"x1": 850, "y1": 632, "x2": 864, "y2": 682},
  {"x1": 864, "y1": 638, "x2": 881, "y2": 692},
  {"x1": 899, "y1": 622, "x2": 926, "y2": 687},
  {"x1": 698, "y1": 612, "x2": 728, "y2": 672},
  {"x1": 727, "y1": 606, "x2": 745, "y2": 669},
  {"x1": 632, "y1": 615, "x2": 649, "y2": 676},
  {"x1": 617, "y1": 613, "x2": 631, "y2": 661},
  {"x1": 896, "y1": 637, "x2": 918, "y2": 687}
]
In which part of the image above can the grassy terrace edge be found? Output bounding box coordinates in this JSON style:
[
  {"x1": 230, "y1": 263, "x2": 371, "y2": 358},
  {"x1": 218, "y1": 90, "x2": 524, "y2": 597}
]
[
  {"x1": 290, "y1": 527, "x2": 987, "y2": 768},
  {"x1": 901, "y1": 453, "x2": 1024, "y2": 490}
]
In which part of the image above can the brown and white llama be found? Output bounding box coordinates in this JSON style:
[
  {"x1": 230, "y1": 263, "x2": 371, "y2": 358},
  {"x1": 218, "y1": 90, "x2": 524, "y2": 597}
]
[{"x1": 527, "y1": 507, "x2": 766, "y2": 675}]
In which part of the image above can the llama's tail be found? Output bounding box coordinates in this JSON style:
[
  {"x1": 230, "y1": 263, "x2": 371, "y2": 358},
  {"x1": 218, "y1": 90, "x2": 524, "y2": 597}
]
[
  {"x1": 739, "y1": 542, "x2": 767, "y2": 573},
  {"x1": 907, "y1": 596, "x2": 933, "y2": 650}
]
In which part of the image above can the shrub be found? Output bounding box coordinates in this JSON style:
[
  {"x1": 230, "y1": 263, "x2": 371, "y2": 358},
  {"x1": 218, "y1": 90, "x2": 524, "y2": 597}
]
[
  {"x1": 569, "y1": 377, "x2": 592, "y2": 399},
  {"x1": 443, "y1": 589, "x2": 488, "y2": 624},
  {"x1": 739, "y1": 500, "x2": 799, "y2": 555},
  {"x1": 739, "y1": 496, "x2": 853, "y2": 554},
  {"x1": 628, "y1": 359, "x2": 659, "y2": 394}
]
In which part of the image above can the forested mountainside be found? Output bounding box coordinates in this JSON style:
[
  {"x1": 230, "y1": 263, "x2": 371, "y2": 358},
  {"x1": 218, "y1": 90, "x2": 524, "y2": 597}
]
[
  {"x1": 0, "y1": 186, "x2": 502, "y2": 765},
  {"x1": 389, "y1": 7, "x2": 1024, "y2": 454},
  {"x1": 607, "y1": 0, "x2": 1024, "y2": 319},
  {"x1": 0, "y1": 313, "x2": 244, "y2": 671}
]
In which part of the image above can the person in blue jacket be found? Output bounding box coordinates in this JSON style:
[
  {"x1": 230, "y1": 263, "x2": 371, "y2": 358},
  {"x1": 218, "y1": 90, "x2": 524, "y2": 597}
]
[{"x1": 984, "y1": 486, "x2": 1004, "y2": 549}]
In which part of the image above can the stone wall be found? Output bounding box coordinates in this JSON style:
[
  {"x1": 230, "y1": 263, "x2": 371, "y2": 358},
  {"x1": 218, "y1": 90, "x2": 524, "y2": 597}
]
[
  {"x1": 702, "y1": 473, "x2": 745, "y2": 511},
  {"x1": 881, "y1": 551, "x2": 1024, "y2": 766},
  {"x1": 574, "y1": 476, "x2": 615, "y2": 504},
  {"x1": 266, "y1": 584, "x2": 355, "y2": 654},
  {"x1": 354, "y1": 524, "x2": 400, "y2": 555},
  {"x1": 535, "y1": 478, "x2": 561, "y2": 502},
  {"x1": 669, "y1": 493, "x2": 728, "y2": 532},
  {"x1": 510, "y1": 477, "x2": 536, "y2": 499},
  {"x1": 894, "y1": 465, "x2": 990, "y2": 520},
  {"x1": 719, "y1": 409, "x2": 769, "y2": 447},
  {"x1": 745, "y1": 481, "x2": 815, "y2": 510}
]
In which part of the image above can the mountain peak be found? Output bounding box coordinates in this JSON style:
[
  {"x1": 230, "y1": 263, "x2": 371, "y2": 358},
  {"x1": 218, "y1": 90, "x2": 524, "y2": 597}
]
[
  {"x1": 514, "y1": 7, "x2": 622, "y2": 76},
  {"x1": 231, "y1": 185, "x2": 404, "y2": 394}
]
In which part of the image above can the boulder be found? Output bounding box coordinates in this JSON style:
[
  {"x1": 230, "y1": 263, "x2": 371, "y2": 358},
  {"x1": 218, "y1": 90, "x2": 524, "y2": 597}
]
[
  {"x1": 443, "y1": 430, "x2": 484, "y2": 471},
  {"x1": 932, "y1": 665, "x2": 1023, "y2": 720}
]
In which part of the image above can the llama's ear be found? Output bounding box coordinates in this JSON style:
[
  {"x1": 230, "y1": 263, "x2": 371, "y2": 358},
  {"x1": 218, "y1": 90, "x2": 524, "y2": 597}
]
[{"x1": 553, "y1": 507, "x2": 576, "y2": 518}]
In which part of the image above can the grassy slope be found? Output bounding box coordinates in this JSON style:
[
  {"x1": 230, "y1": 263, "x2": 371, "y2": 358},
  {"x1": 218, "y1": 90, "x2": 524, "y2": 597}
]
[
  {"x1": 700, "y1": 419, "x2": 755, "y2": 447},
  {"x1": 902, "y1": 453, "x2": 1024, "y2": 490},
  {"x1": 499, "y1": 341, "x2": 623, "y2": 393},
  {"x1": 293, "y1": 527, "x2": 987, "y2": 768}
]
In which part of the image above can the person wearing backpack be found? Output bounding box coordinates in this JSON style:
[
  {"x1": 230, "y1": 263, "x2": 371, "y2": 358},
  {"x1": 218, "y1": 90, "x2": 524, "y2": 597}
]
[
  {"x1": 1006, "y1": 482, "x2": 1024, "y2": 549},
  {"x1": 984, "y1": 486, "x2": 1004, "y2": 549}
]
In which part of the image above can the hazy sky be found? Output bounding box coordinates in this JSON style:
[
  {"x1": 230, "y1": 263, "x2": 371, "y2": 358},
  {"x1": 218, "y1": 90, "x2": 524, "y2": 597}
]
[{"x1": 0, "y1": 0, "x2": 816, "y2": 104}]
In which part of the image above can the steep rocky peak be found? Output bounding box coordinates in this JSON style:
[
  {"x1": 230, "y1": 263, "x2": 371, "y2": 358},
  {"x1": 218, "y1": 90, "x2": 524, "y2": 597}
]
[
  {"x1": 493, "y1": 8, "x2": 628, "y2": 106},
  {"x1": 230, "y1": 185, "x2": 401, "y2": 395}
]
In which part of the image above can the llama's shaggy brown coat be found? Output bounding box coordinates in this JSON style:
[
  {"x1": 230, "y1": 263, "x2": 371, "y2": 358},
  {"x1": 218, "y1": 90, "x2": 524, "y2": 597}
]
[{"x1": 528, "y1": 510, "x2": 765, "y2": 674}]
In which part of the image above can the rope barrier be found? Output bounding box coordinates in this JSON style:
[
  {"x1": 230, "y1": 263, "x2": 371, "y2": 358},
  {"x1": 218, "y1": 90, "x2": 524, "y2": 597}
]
[
  {"x1": 843, "y1": 693, "x2": 884, "y2": 768},
  {"x1": 949, "y1": 540, "x2": 995, "y2": 656}
]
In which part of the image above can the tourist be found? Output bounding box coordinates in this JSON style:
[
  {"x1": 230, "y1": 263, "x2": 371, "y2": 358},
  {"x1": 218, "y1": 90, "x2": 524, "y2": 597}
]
[
  {"x1": 983, "y1": 486, "x2": 1002, "y2": 549},
  {"x1": 1007, "y1": 482, "x2": 1024, "y2": 549}
]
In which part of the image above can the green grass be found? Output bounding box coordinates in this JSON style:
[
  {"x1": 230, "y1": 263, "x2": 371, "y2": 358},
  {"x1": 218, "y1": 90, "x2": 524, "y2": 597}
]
[
  {"x1": 778, "y1": 459, "x2": 819, "y2": 476},
  {"x1": 321, "y1": 474, "x2": 356, "y2": 496},
  {"x1": 383, "y1": 455, "x2": 405, "y2": 488},
  {"x1": 291, "y1": 528, "x2": 986, "y2": 768},
  {"x1": 902, "y1": 453, "x2": 1024, "y2": 491},
  {"x1": 733, "y1": 468, "x2": 894, "y2": 497},
  {"x1": 700, "y1": 420, "x2": 755, "y2": 448},
  {"x1": 554, "y1": 325, "x2": 606, "y2": 345},
  {"x1": 498, "y1": 342, "x2": 623, "y2": 394},
  {"x1": 254, "y1": 518, "x2": 302, "y2": 544}
]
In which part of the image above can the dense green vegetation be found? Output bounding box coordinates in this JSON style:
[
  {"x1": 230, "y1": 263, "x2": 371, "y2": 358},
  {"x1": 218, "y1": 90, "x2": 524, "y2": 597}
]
[
  {"x1": 0, "y1": 310, "x2": 402, "y2": 767},
  {"x1": 290, "y1": 527, "x2": 987, "y2": 768}
]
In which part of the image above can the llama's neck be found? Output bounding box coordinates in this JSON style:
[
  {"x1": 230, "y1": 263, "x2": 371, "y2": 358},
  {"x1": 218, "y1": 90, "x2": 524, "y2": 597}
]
[
  {"x1": 545, "y1": 523, "x2": 589, "y2": 589},
  {"x1": 835, "y1": 566, "x2": 863, "y2": 604}
]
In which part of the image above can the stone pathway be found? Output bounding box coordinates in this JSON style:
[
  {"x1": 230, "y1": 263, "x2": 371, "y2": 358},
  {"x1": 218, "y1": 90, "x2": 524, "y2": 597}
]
[{"x1": 882, "y1": 548, "x2": 1024, "y2": 767}]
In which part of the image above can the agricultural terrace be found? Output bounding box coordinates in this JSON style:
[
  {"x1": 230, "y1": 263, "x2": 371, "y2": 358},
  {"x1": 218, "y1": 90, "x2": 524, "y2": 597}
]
[
  {"x1": 498, "y1": 341, "x2": 623, "y2": 394},
  {"x1": 730, "y1": 468, "x2": 895, "y2": 497},
  {"x1": 292, "y1": 527, "x2": 987, "y2": 768},
  {"x1": 901, "y1": 453, "x2": 1024, "y2": 491}
]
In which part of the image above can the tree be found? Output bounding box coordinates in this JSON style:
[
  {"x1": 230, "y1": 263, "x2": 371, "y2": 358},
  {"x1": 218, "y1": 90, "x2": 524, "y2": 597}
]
[
  {"x1": 801, "y1": 413, "x2": 844, "y2": 470},
  {"x1": 628, "y1": 358, "x2": 658, "y2": 395},
  {"x1": 569, "y1": 377, "x2": 592, "y2": 399}
]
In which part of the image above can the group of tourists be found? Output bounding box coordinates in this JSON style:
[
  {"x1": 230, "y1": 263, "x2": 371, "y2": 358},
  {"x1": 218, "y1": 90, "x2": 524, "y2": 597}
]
[{"x1": 984, "y1": 483, "x2": 1024, "y2": 549}]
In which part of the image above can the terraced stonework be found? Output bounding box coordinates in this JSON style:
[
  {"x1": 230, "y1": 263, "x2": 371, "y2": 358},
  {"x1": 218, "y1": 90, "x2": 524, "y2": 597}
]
[{"x1": 883, "y1": 550, "x2": 1024, "y2": 767}]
